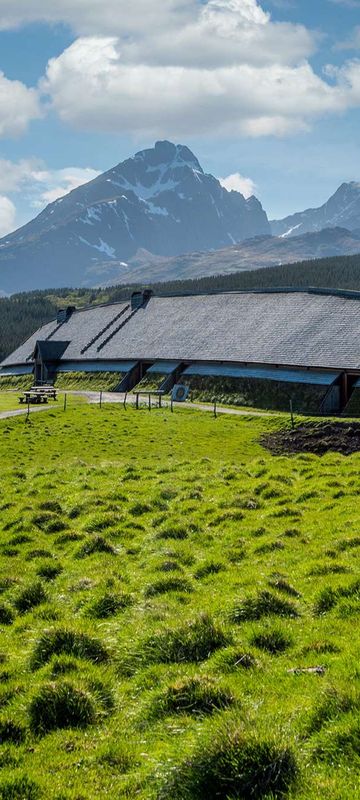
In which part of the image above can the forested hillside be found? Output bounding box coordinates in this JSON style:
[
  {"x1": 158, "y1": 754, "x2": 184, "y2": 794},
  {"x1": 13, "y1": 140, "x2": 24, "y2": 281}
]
[{"x1": 2, "y1": 251, "x2": 360, "y2": 362}]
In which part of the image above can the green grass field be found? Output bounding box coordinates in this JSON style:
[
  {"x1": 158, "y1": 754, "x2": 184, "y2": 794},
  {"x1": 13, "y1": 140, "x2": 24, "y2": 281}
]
[{"x1": 0, "y1": 401, "x2": 359, "y2": 799}]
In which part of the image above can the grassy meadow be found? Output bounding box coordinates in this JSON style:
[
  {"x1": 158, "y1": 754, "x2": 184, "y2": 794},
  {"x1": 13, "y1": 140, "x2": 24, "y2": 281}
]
[{"x1": 0, "y1": 400, "x2": 358, "y2": 799}]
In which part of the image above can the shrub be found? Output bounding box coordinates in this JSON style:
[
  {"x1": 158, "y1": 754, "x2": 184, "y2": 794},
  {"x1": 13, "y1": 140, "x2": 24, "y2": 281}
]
[
  {"x1": 231, "y1": 591, "x2": 299, "y2": 623},
  {"x1": 29, "y1": 681, "x2": 96, "y2": 734},
  {"x1": 14, "y1": 582, "x2": 47, "y2": 614},
  {"x1": 36, "y1": 563, "x2": 63, "y2": 581},
  {"x1": 0, "y1": 776, "x2": 42, "y2": 800},
  {"x1": 145, "y1": 578, "x2": 193, "y2": 597},
  {"x1": 75, "y1": 536, "x2": 117, "y2": 559},
  {"x1": 158, "y1": 721, "x2": 297, "y2": 799},
  {"x1": 153, "y1": 676, "x2": 234, "y2": 717},
  {"x1": 0, "y1": 604, "x2": 14, "y2": 626},
  {"x1": 251, "y1": 628, "x2": 292, "y2": 655},
  {"x1": 0, "y1": 719, "x2": 26, "y2": 745},
  {"x1": 30, "y1": 629, "x2": 109, "y2": 670},
  {"x1": 87, "y1": 592, "x2": 133, "y2": 619}
]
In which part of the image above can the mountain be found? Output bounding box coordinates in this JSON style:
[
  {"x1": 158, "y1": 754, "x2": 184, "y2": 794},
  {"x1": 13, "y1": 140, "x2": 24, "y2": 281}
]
[
  {"x1": 86, "y1": 227, "x2": 360, "y2": 285},
  {"x1": 0, "y1": 140, "x2": 269, "y2": 294},
  {"x1": 271, "y1": 182, "x2": 360, "y2": 238}
]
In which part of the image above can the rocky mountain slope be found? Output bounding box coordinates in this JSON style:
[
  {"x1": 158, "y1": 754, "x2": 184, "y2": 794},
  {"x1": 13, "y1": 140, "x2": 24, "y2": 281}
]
[
  {"x1": 93, "y1": 227, "x2": 360, "y2": 285},
  {"x1": 271, "y1": 182, "x2": 360, "y2": 238},
  {"x1": 0, "y1": 140, "x2": 269, "y2": 293}
]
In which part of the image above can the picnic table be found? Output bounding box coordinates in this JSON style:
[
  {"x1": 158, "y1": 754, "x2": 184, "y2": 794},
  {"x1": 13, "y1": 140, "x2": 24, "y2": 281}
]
[
  {"x1": 19, "y1": 391, "x2": 49, "y2": 405},
  {"x1": 30, "y1": 386, "x2": 57, "y2": 400}
]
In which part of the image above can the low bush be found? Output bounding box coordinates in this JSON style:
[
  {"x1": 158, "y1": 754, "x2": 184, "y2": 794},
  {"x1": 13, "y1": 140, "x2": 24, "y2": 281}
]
[
  {"x1": 153, "y1": 676, "x2": 234, "y2": 717},
  {"x1": 14, "y1": 582, "x2": 47, "y2": 614},
  {"x1": 30, "y1": 629, "x2": 109, "y2": 670},
  {"x1": 29, "y1": 680, "x2": 96, "y2": 734},
  {"x1": 231, "y1": 591, "x2": 299, "y2": 623},
  {"x1": 158, "y1": 720, "x2": 297, "y2": 799}
]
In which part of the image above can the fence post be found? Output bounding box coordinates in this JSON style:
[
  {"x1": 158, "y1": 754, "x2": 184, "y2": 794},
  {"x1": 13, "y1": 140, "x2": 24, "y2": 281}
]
[
  {"x1": 63, "y1": 393, "x2": 67, "y2": 412},
  {"x1": 136, "y1": 393, "x2": 139, "y2": 410},
  {"x1": 171, "y1": 395, "x2": 174, "y2": 413},
  {"x1": 214, "y1": 398, "x2": 217, "y2": 418},
  {"x1": 290, "y1": 399, "x2": 295, "y2": 430},
  {"x1": 123, "y1": 392, "x2": 127, "y2": 410},
  {"x1": 148, "y1": 393, "x2": 151, "y2": 411},
  {"x1": 26, "y1": 397, "x2": 30, "y2": 423},
  {"x1": 100, "y1": 390, "x2": 102, "y2": 409}
]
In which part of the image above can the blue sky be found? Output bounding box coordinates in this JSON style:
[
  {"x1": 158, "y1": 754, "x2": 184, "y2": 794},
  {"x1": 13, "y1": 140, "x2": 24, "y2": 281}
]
[{"x1": 0, "y1": 0, "x2": 359, "y2": 234}]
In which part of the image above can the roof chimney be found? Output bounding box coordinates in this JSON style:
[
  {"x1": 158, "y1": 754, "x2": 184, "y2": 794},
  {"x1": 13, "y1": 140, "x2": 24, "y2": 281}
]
[{"x1": 57, "y1": 306, "x2": 76, "y2": 324}]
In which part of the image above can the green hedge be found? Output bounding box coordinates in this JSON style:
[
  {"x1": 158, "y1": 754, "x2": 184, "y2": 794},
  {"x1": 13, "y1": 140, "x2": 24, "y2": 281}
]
[{"x1": 185, "y1": 375, "x2": 327, "y2": 413}]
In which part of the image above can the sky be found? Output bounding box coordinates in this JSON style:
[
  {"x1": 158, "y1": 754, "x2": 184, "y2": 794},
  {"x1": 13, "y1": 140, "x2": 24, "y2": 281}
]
[{"x1": 0, "y1": 0, "x2": 360, "y2": 235}]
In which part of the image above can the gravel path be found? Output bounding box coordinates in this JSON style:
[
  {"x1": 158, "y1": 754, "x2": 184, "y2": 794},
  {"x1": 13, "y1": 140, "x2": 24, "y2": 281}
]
[{"x1": 0, "y1": 405, "x2": 56, "y2": 421}]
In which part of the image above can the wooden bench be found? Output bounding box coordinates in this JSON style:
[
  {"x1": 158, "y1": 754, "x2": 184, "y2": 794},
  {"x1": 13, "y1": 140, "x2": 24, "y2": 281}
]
[{"x1": 30, "y1": 386, "x2": 57, "y2": 400}]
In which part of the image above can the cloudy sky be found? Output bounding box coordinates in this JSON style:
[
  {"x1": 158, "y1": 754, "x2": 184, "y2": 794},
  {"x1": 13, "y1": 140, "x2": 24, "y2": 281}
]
[{"x1": 0, "y1": 0, "x2": 359, "y2": 235}]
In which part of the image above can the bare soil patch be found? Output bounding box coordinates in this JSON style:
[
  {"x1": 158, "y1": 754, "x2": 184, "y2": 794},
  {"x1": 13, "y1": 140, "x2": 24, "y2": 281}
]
[{"x1": 263, "y1": 422, "x2": 360, "y2": 456}]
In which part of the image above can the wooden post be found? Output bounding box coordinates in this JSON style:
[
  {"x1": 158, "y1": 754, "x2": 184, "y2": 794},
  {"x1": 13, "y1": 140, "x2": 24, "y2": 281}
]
[
  {"x1": 290, "y1": 399, "x2": 295, "y2": 430},
  {"x1": 123, "y1": 392, "x2": 127, "y2": 409},
  {"x1": 136, "y1": 393, "x2": 139, "y2": 410},
  {"x1": 159, "y1": 393, "x2": 162, "y2": 409},
  {"x1": 148, "y1": 393, "x2": 151, "y2": 411},
  {"x1": 63, "y1": 393, "x2": 67, "y2": 412},
  {"x1": 214, "y1": 399, "x2": 217, "y2": 418},
  {"x1": 100, "y1": 390, "x2": 102, "y2": 409},
  {"x1": 26, "y1": 397, "x2": 30, "y2": 422},
  {"x1": 171, "y1": 395, "x2": 174, "y2": 413}
]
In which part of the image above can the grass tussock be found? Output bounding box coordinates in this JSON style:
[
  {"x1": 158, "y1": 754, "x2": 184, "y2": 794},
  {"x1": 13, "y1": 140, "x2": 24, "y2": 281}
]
[
  {"x1": 87, "y1": 592, "x2": 133, "y2": 618},
  {"x1": 158, "y1": 719, "x2": 298, "y2": 799},
  {"x1": 14, "y1": 581, "x2": 48, "y2": 614},
  {"x1": 153, "y1": 676, "x2": 235, "y2": 718},
  {"x1": 231, "y1": 590, "x2": 300, "y2": 623},
  {"x1": 0, "y1": 776, "x2": 42, "y2": 800},
  {"x1": 250, "y1": 627, "x2": 293, "y2": 654},
  {"x1": 30, "y1": 629, "x2": 109, "y2": 670},
  {"x1": 29, "y1": 681, "x2": 96, "y2": 734}
]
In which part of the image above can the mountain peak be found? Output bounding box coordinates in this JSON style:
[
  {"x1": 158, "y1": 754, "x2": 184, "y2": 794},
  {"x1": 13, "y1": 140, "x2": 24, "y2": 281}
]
[{"x1": 133, "y1": 140, "x2": 203, "y2": 174}]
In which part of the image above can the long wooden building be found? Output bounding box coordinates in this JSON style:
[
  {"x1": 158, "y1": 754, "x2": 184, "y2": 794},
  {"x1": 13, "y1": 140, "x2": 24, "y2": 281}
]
[{"x1": 2, "y1": 287, "x2": 360, "y2": 414}]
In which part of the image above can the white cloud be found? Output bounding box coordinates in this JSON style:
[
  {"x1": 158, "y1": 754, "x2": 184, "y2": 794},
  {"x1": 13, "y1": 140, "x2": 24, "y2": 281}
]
[
  {"x1": 0, "y1": 196, "x2": 16, "y2": 237},
  {"x1": 220, "y1": 172, "x2": 257, "y2": 197},
  {"x1": 30, "y1": 166, "x2": 100, "y2": 206},
  {"x1": 2, "y1": 0, "x2": 360, "y2": 140},
  {"x1": 0, "y1": 72, "x2": 41, "y2": 137},
  {"x1": 41, "y1": 36, "x2": 354, "y2": 138}
]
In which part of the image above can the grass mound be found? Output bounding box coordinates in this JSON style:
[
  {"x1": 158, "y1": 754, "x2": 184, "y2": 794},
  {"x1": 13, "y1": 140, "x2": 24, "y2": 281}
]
[
  {"x1": 30, "y1": 629, "x2": 109, "y2": 670},
  {"x1": 158, "y1": 721, "x2": 297, "y2": 799},
  {"x1": 36, "y1": 563, "x2": 63, "y2": 581},
  {"x1": 29, "y1": 681, "x2": 96, "y2": 734},
  {"x1": 75, "y1": 536, "x2": 117, "y2": 558},
  {"x1": 250, "y1": 627, "x2": 292, "y2": 654},
  {"x1": 0, "y1": 776, "x2": 42, "y2": 800},
  {"x1": 0, "y1": 719, "x2": 26, "y2": 745},
  {"x1": 264, "y1": 421, "x2": 360, "y2": 456},
  {"x1": 14, "y1": 582, "x2": 47, "y2": 614},
  {"x1": 308, "y1": 687, "x2": 360, "y2": 734},
  {"x1": 122, "y1": 614, "x2": 231, "y2": 673},
  {"x1": 0, "y1": 604, "x2": 15, "y2": 626},
  {"x1": 314, "y1": 579, "x2": 360, "y2": 614},
  {"x1": 144, "y1": 577, "x2": 193, "y2": 597},
  {"x1": 87, "y1": 592, "x2": 133, "y2": 619},
  {"x1": 231, "y1": 590, "x2": 299, "y2": 623},
  {"x1": 153, "y1": 676, "x2": 234, "y2": 717}
]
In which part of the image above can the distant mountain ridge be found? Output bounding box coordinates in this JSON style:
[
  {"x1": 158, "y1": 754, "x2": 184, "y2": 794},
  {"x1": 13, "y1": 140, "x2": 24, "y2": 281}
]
[
  {"x1": 0, "y1": 140, "x2": 269, "y2": 293},
  {"x1": 106, "y1": 227, "x2": 360, "y2": 284},
  {"x1": 271, "y1": 182, "x2": 360, "y2": 238}
]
